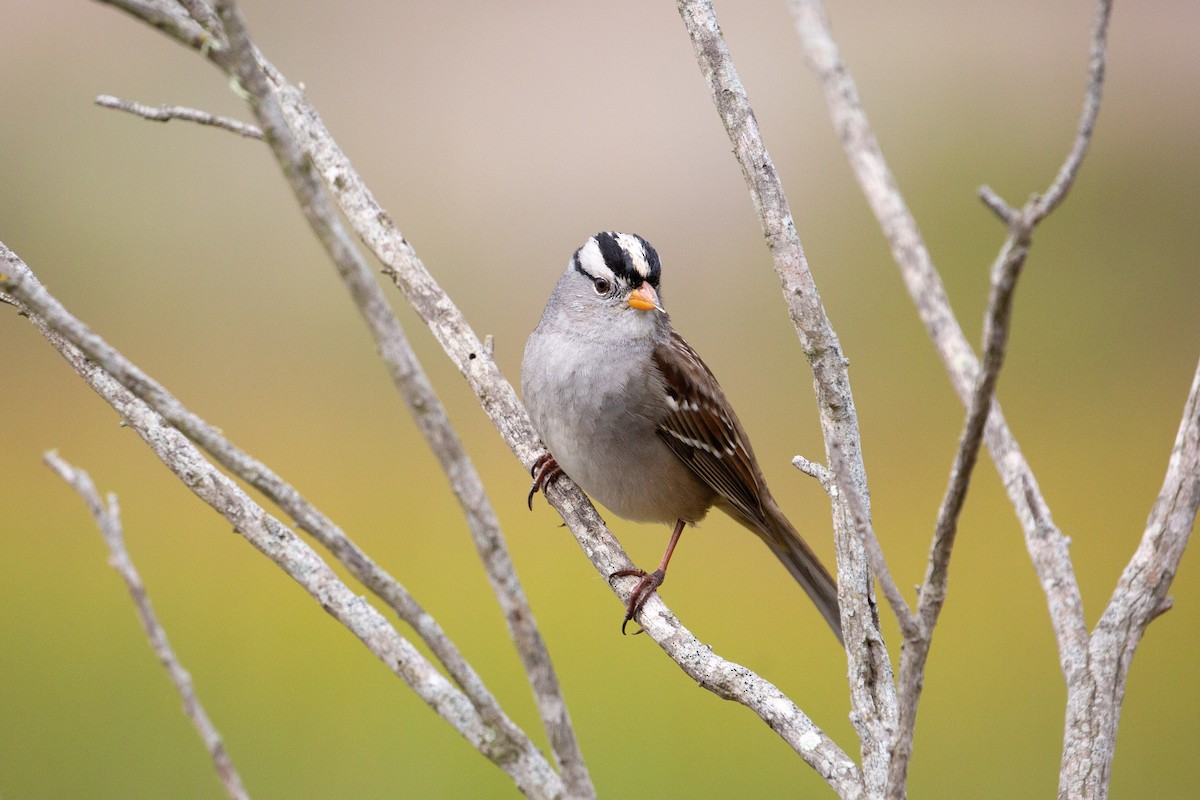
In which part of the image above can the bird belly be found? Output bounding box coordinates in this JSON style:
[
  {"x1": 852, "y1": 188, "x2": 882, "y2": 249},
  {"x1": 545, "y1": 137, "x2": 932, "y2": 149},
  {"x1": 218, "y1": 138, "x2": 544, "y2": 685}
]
[
  {"x1": 558, "y1": 423, "x2": 713, "y2": 525},
  {"x1": 523, "y1": 332, "x2": 714, "y2": 524}
]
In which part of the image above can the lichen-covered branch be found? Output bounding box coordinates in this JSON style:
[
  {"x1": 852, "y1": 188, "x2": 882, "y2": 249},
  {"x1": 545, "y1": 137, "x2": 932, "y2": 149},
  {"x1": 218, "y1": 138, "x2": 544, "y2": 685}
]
[
  {"x1": 789, "y1": 0, "x2": 1092, "y2": 668},
  {"x1": 793, "y1": 2, "x2": 1196, "y2": 798},
  {"x1": 205, "y1": 3, "x2": 594, "y2": 792},
  {"x1": 1, "y1": 242, "x2": 531, "y2": 764},
  {"x1": 675, "y1": 1, "x2": 894, "y2": 794},
  {"x1": 0, "y1": 253, "x2": 563, "y2": 799}
]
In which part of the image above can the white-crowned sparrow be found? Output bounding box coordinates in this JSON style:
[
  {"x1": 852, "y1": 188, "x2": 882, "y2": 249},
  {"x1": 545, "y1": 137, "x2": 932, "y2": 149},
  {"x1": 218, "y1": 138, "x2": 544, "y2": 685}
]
[{"x1": 522, "y1": 231, "x2": 842, "y2": 642}]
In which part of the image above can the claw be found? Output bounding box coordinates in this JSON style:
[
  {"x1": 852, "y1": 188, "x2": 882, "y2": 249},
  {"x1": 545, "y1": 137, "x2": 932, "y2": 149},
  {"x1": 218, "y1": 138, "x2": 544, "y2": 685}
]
[
  {"x1": 527, "y1": 453, "x2": 563, "y2": 509},
  {"x1": 610, "y1": 567, "x2": 664, "y2": 635}
]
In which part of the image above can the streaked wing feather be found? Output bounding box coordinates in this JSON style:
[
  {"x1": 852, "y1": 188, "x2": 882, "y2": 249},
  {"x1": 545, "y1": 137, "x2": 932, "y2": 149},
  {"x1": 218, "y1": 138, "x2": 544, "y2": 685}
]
[{"x1": 652, "y1": 332, "x2": 768, "y2": 529}]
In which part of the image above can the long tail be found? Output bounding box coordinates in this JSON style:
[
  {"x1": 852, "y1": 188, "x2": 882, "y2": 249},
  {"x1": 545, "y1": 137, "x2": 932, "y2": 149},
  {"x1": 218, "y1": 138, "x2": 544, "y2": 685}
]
[
  {"x1": 762, "y1": 521, "x2": 843, "y2": 644},
  {"x1": 715, "y1": 496, "x2": 843, "y2": 643},
  {"x1": 724, "y1": 497, "x2": 843, "y2": 643}
]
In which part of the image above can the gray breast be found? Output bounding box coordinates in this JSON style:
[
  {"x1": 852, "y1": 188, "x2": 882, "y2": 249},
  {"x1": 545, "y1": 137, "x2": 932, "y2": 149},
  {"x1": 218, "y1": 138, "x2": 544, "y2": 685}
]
[{"x1": 522, "y1": 329, "x2": 714, "y2": 524}]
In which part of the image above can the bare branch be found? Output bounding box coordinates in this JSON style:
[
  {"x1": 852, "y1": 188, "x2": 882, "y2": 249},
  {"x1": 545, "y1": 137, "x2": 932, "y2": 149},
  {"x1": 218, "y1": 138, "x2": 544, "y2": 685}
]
[
  {"x1": 982, "y1": 0, "x2": 1111, "y2": 225},
  {"x1": 95, "y1": 0, "x2": 213, "y2": 51},
  {"x1": 1028, "y1": 0, "x2": 1112, "y2": 222},
  {"x1": 674, "y1": 0, "x2": 894, "y2": 791},
  {"x1": 791, "y1": 454, "x2": 834, "y2": 493},
  {"x1": 791, "y1": 0, "x2": 1091, "y2": 674},
  {"x1": 205, "y1": 3, "x2": 594, "y2": 792},
  {"x1": 890, "y1": 212, "x2": 1031, "y2": 795},
  {"x1": 827, "y1": 442, "x2": 917, "y2": 641},
  {"x1": 793, "y1": 0, "x2": 1123, "y2": 665},
  {"x1": 970, "y1": 7, "x2": 1136, "y2": 798},
  {"x1": 1064, "y1": 355, "x2": 1200, "y2": 798},
  {"x1": 44, "y1": 452, "x2": 251, "y2": 800},
  {"x1": 0, "y1": 247, "x2": 562, "y2": 799},
  {"x1": 98, "y1": 37, "x2": 594, "y2": 800},
  {"x1": 1115, "y1": 356, "x2": 1200, "y2": 615},
  {"x1": 792, "y1": 2, "x2": 1182, "y2": 798},
  {"x1": 797, "y1": 447, "x2": 915, "y2": 640},
  {"x1": 94, "y1": 1, "x2": 591, "y2": 788},
  {"x1": 978, "y1": 185, "x2": 1017, "y2": 225},
  {"x1": 95, "y1": 95, "x2": 262, "y2": 139},
  {"x1": 921, "y1": 228, "x2": 1029, "y2": 634},
  {"x1": 0, "y1": 242, "x2": 511, "y2": 733},
  {"x1": 175, "y1": 0, "x2": 222, "y2": 38}
]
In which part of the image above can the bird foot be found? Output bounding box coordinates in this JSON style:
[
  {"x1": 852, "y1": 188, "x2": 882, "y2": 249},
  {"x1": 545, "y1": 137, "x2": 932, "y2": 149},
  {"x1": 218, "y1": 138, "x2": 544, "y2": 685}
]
[
  {"x1": 527, "y1": 453, "x2": 563, "y2": 510},
  {"x1": 609, "y1": 567, "x2": 665, "y2": 635}
]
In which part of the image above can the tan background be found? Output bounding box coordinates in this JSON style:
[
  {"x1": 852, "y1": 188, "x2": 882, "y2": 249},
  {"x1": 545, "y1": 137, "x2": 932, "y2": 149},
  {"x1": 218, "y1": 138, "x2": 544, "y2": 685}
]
[{"x1": 2, "y1": 1, "x2": 1197, "y2": 797}]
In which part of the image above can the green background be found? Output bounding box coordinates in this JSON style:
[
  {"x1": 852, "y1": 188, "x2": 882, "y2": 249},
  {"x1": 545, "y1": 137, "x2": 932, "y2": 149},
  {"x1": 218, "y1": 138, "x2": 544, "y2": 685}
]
[{"x1": 2, "y1": 1, "x2": 1197, "y2": 797}]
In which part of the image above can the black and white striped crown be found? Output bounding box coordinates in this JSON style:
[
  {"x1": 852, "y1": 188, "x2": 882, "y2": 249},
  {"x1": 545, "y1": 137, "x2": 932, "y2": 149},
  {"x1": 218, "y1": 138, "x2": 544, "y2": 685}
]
[{"x1": 573, "y1": 231, "x2": 661, "y2": 289}]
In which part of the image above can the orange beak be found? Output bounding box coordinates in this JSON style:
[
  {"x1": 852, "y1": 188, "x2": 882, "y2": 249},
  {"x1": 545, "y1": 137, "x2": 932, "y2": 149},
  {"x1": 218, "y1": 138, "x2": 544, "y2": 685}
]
[{"x1": 627, "y1": 281, "x2": 663, "y2": 312}]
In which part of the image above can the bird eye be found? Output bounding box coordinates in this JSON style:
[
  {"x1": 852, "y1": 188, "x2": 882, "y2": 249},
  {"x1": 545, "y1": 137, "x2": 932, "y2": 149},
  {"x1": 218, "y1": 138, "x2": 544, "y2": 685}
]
[{"x1": 592, "y1": 277, "x2": 611, "y2": 294}]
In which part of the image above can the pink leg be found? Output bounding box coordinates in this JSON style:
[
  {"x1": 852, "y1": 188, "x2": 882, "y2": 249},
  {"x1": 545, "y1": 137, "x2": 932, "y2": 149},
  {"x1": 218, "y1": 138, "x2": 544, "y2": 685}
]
[{"x1": 610, "y1": 518, "x2": 686, "y2": 634}]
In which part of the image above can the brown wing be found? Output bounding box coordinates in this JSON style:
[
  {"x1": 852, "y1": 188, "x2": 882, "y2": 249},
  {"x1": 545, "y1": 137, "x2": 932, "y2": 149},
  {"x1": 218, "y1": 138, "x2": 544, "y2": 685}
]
[{"x1": 652, "y1": 331, "x2": 769, "y2": 531}]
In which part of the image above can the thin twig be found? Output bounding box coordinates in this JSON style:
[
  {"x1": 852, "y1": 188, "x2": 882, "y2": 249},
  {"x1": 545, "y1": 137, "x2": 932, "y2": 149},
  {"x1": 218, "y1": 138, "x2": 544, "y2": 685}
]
[
  {"x1": 0, "y1": 247, "x2": 561, "y2": 800},
  {"x1": 674, "y1": 1, "x2": 894, "y2": 793},
  {"x1": 980, "y1": 0, "x2": 1110, "y2": 227},
  {"x1": 921, "y1": 231, "x2": 1029, "y2": 634},
  {"x1": 968, "y1": 5, "x2": 1123, "y2": 795},
  {"x1": 791, "y1": 454, "x2": 834, "y2": 493},
  {"x1": 43, "y1": 452, "x2": 251, "y2": 800},
  {"x1": 208, "y1": 2, "x2": 594, "y2": 792},
  {"x1": 1028, "y1": 0, "x2": 1111, "y2": 223},
  {"x1": 889, "y1": 217, "x2": 1030, "y2": 794},
  {"x1": 96, "y1": 95, "x2": 262, "y2": 139},
  {"x1": 827, "y1": 442, "x2": 917, "y2": 641}
]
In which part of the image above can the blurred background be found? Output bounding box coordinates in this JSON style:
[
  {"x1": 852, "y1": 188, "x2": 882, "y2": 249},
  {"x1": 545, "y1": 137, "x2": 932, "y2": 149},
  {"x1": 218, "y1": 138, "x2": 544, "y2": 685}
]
[{"x1": 2, "y1": 1, "x2": 1197, "y2": 797}]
